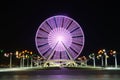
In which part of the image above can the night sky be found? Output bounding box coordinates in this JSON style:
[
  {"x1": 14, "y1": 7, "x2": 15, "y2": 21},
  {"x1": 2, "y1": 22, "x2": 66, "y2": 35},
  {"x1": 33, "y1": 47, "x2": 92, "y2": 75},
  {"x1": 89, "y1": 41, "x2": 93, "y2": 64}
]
[{"x1": 0, "y1": 0, "x2": 120, "y2": 59}]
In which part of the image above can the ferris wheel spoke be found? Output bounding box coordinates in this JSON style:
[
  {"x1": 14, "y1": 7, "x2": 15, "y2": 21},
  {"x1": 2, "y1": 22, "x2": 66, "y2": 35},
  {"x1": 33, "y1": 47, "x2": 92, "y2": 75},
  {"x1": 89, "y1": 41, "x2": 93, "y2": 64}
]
[
  {"x1": 72, "y1": 35, "x2": 83, "y2": 38},
  {"x1": 60, "y1": 51, "x2": 62, "y2": 59},
  {"x1": 42, "y1": 48, "x2": 51, "y2": 56},
  {"x1": 72, "y1": 42, "x2": 83, "y2": 46},
  {"x1": 39, "y1": 28, "x2": 49, "y2": 34},
  {"x1": 46, "y1": 21, "x2": 53, "y2": 30},
  {"x1": 70, "y1": 27, "x2": 79, "y2": 33},
  {"x1": 61, "y1": 41, "x2": 73, "y2": 60},
  {"x1": 65, "y1": 51, "x2": 71, "y2": 59},
  {"x1": 38, "y1": 43, "x2": 48, "y2": 48},
  {"x1": 51, "y1": 51, "x2": 56, "y2": 59},
  {"x1": 54, "y1": 17, "x2": 58, "y2": 28},
  {"x1": 69, "y1": 47, "x2": 78, "y2": 55},
  {"x1": 47, "y1": 41, "x2": 59, "y2": 60},
  {"x1": 66, "y1": 20, "x2": 73, "y2": 29},
  {"x1": 37, "y1": 36, "x2": 48, "y2": 39},
  {"x1": 61, "y1": 17, "x2": 64, "y2": 28}
]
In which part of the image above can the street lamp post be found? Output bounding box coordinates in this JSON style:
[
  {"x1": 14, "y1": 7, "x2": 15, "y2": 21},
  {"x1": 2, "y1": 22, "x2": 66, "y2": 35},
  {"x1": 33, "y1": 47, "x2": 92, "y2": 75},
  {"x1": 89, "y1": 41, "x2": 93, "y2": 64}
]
[
  {"x1": 98, "y1": 49, "x2": 109, "y2": 67},
  {"x1": 26, "y1": 55, "x2": 29, "y2": 67},
  {"x1": 82, "y1": 56, "x2": 87, "y2": 66},
  {"x1": 114, "y1": 54, "x2": 117, "y2": 68},
  {"x1": 4, "y1": 53, "x2": 13, "y2": 68},
  {"x1": 16, "y1": 51, "x2": 22, "y2": 67},
  {"x1": 101, "y1": 55, "x2": 104, "y2": 67},
  {"x1": 9, "y1": 53, "x2": 13, "y2": 68},
  {"x1": 30, "y1": 56, "x2": 33, "y2": 67},
  {"x1": 110, "y1": 50, "x2": 117, "y2": 68},
  {"x1": 113, "y1": 51, "x2": 117, "y2": 68},
  {"x1": 97, "y1": 54, "x2": 104, "y2": 67},
  {"x1": 93, "y1": 56, "x2": 96, "y2": 67},
  {"x1": 78, "y1": 57, "x2": 82, "y2": 66},
  {"x1": 105, "y1": 54, "x2": 108, "y2": 67},
  {"x1": 29, "y1": 52, "x2": 33, "y2": 67},
  {"x1": 98, "y1": 50, "x2": 103, "y2": 67},
  {"x1": 22, "y1": 54, "x2": 25, "y2": 67},
  {"x1": 37, "y1": 56, "x2": 41, "y2": 67},
  {"x1": 103, "y1": 49, "x2": 108, "y2": 67},
  {"x1": 20, "y1": 58, "x2": 22, "y2": 67}
]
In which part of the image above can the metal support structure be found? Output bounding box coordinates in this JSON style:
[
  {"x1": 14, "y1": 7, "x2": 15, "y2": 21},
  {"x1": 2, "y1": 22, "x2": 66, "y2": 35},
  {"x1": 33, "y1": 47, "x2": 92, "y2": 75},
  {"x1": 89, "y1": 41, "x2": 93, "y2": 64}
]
[
  {"x1": 61, "y1": 41, "x2": 73, "y2": 60},
  {"x1": 47, "y1": 41, "x2": 59, "y2": 60},
  {"x1": 44, "y1": 41, "x2": 77, "y2": 67},
  {"x1": 61, "y1": 41, "x2": 77, "y2": 67}
]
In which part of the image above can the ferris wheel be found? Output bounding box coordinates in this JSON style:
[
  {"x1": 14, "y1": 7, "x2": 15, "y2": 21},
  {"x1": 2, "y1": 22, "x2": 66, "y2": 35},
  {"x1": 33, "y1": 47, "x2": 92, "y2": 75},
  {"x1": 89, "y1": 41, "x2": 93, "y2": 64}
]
[{"x1": 35, "y1": 15, "x2": 85, "y2": 60}]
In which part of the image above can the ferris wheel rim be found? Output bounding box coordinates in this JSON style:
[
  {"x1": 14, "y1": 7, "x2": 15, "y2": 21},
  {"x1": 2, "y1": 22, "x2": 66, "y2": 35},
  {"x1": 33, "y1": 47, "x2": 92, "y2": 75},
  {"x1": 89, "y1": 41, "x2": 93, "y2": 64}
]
[{"x1": 35, "y1": 15, "x2": 85, "y2": 60}]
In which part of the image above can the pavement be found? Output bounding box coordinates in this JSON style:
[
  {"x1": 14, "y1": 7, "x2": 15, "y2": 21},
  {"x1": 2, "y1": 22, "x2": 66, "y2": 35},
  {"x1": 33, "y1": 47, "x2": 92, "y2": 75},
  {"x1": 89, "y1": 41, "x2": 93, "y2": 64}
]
[{"x1": 0, "y1": 66, "x2": 120, "y2": 74}]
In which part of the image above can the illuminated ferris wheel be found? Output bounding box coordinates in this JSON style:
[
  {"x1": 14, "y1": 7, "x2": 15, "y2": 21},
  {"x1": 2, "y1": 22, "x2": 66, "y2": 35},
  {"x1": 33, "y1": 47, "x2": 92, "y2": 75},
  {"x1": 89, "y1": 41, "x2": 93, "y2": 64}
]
[{"x1": 35, "y1": 15, "x2": 85, "y2": 60}]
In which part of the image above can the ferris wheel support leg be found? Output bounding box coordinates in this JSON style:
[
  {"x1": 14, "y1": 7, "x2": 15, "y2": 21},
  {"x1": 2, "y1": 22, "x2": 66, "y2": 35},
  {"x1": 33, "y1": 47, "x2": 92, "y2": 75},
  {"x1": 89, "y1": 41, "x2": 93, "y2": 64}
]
[
  {"x1": 61, "y1": 41, "x2": 77, "y2": 67},
  {"x1": 61, "y1": 41, "x2": 73, "y2": 60},
  {"x1": 47, "y1": 41, "x2": 59, "y2": 60},
  {"x1": 44, "y1": 41, "x2": 59, "y2": 67}
]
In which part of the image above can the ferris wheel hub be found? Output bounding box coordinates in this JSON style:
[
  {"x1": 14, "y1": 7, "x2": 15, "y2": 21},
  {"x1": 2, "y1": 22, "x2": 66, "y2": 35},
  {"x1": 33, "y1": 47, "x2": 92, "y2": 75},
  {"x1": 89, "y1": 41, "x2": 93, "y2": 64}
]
[
  {"x1": 57, "y1": 36, "x2": 63, "y2": 42},
  {"x1": 48, "y1": 27, "x2": 72, "y2": 51}
]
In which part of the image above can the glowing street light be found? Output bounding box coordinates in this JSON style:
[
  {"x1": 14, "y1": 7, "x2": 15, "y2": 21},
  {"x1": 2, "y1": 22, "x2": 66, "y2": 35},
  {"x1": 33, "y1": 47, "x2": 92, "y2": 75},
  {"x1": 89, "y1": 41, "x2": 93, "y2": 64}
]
[
  {"x1": 16, "y1": 51, "x2": 23, "y2": 67},
  {"x1": 78, "y1": 56, "x2": 87, "y2": 66},
  {"x1": 36, "y1": 56, "x2": 41, "y2": 67},
  {"x1": 4, "y1": 52, "x2": 13, "y2": 68},
  {"x1": 22, "y1": 52, "x2": 25, "y2": 67},
  {"x1": 97, "y1": 50, "x2": 104, "y2": 67},
  {"x1": 78, "y1": 57, "x2": 82, "y2": 66},
  {"x1": 25, "y1": 54, "x2": 29, "y2": 67},
  {"x1": 30, "y1": 51, "x2": 33, "y2": 67},
  {"x1": 97, "y1": 49, "x2": 109, "y2": 67},
  {"x1": 83, "y1": 56, "x2": 87, "y2": 66},
  {"x1": 16, "y1": 50, "x2": 33, "y2": 67},
  {"x1": 22, "y1": 50, "x2": 33, "y2": 67},
  {"x1": 103, "y1": 49, "x2": 109, "y2": 67}
]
